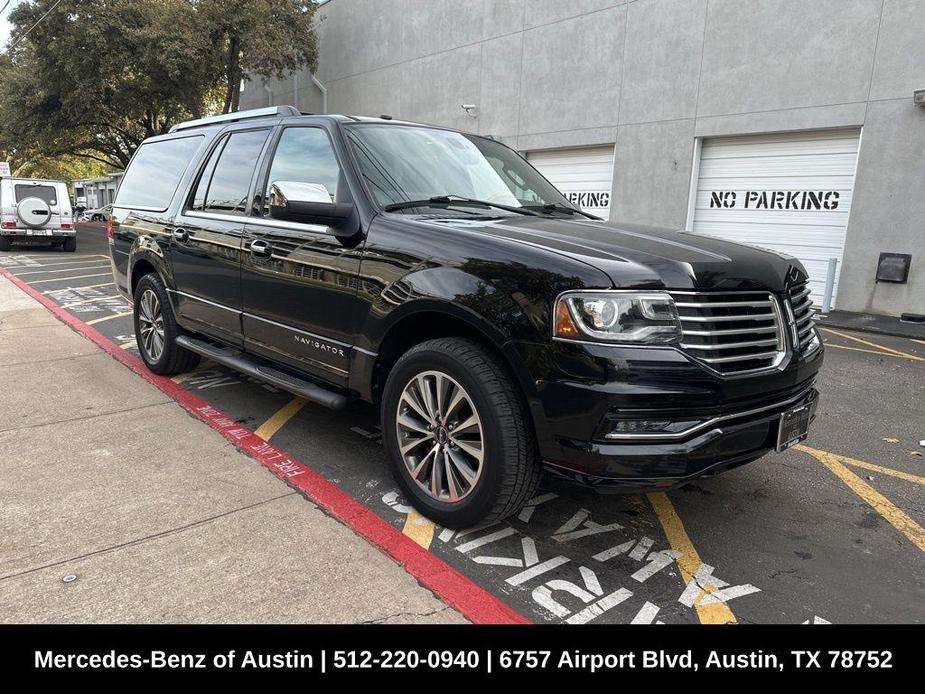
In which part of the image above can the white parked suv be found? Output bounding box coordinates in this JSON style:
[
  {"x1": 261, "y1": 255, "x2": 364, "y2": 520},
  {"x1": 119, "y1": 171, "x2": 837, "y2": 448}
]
[{"x1": 0, "y1": 177, "x2": 76, "y2": 252}]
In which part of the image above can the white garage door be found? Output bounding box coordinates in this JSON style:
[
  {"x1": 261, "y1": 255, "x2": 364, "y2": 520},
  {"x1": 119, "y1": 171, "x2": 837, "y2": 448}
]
[
  {"x1": 690, "y1": 129, "x2": 861, "y2": 305},
  {"x1": 527, "y1": 145, "x2": 615, "y2": 218}
]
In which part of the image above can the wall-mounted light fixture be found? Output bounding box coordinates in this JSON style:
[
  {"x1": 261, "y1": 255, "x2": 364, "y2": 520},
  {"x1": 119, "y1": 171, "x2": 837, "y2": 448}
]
[
  {"x1": 461, "y1": 104, "x2": 478, "y2": 117},
  {"x1": 875, "y1": 252, "x2": 912, "y2": 283},
  {"x1": 914, "y1": 89, "x2": 925, "y2": 107}
]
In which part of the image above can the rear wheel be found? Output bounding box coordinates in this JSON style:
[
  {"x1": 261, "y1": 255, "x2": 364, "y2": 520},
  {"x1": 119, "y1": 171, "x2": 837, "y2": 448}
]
[
  {"x1": 0, "y1": 236, "x2": 11, "y2": 251},
  {"x1": 133, "y1": 273, "x2": 200, "y2": 375},
  {"x1": 382, "y1": 337, "x2": 540, "y2": 528},
  {"x1": 62, "y1": 237, "x2": 77, "y2": 252}
]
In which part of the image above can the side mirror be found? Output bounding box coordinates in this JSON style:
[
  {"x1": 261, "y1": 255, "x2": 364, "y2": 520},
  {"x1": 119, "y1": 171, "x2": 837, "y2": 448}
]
[{"x1": 268, "y1": 181, "x2": 356, "y2": 234}]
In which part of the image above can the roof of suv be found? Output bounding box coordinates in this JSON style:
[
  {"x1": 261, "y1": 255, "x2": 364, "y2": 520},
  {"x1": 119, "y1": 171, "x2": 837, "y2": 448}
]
[
  {"x1": 1, "y1": 177, "x2": 68, "y2": 185},
  {"x1": 168, "y1": 106, "x2": 428, "y2": 134}
]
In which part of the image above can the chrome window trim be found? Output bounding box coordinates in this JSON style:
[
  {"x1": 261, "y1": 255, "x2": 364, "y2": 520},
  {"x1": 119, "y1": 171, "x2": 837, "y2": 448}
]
[{"x1": 243, "y1": 215, "x2": 331, "y2": 234}]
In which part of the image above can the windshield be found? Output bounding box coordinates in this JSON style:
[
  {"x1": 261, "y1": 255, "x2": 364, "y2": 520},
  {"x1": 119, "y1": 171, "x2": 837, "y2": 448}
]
[{"x1": 345, "y1": 124, "x2": 573, "y2": 213}]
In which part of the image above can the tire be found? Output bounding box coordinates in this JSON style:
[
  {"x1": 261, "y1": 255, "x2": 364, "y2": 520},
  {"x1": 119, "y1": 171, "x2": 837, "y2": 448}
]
[
  {"x1": 62, "y1": 237, "x2": 77, "y2": 252},
  {"x1": 133, "y1": 273, "x2": 201, "y2": 375},
  {"x1": 382, "y1": 337, "x2": 541, "y2": 528},
  {"x1": 0, "y1": 236, "x2": 11, "y2": 251}
]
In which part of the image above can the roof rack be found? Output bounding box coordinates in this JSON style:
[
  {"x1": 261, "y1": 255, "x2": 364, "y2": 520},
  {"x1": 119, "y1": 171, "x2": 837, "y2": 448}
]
[{"x1": 169, "y1": 105, "x2": 301, "y2": 133}]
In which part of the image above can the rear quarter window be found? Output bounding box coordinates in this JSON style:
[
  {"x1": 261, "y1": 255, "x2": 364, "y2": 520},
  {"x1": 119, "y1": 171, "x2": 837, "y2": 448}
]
[{"x1": 116, "y1": 135, "x2": 204, "y2": 211}]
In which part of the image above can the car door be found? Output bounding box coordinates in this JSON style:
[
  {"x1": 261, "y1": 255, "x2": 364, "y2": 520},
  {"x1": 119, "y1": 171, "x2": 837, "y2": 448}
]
[
  {"x1": 240, "y1": 123, "x2": 366, "y2": 386},
  {"x1": 170, "y1": 127, "x2": 272, "y2": 347}
]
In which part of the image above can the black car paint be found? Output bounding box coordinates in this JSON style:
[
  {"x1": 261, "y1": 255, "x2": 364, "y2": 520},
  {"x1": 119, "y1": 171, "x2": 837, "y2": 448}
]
[{"x1": 109, "y1": 114, "x2": 822, "y2": 488}]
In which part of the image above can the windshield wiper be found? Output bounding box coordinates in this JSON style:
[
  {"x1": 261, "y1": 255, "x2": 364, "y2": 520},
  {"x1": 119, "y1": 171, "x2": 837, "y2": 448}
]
[
  {"x1": 526, "y1": 203, "x2": 601, "y2": 220},
  {"x1": 383, "y1": 195, "x2": 541, "y2": 216}
]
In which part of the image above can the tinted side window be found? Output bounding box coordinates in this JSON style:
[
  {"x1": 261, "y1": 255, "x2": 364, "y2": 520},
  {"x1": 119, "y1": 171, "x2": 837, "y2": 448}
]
[
  {"x1": 190, "y1": 137, "x2": 228, "y2": 212},
  {"x1": 263, "y1": 128, "x2": 340, "y2": 209},
  {"x1": 202, "y1": 129, "x2": 269, "y2": 215},
  {"x1": 116, "y1": 136, "x2": 203, "y2": 210}
]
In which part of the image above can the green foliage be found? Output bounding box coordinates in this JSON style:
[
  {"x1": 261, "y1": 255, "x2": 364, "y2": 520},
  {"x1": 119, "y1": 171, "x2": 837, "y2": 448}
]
[{"x1": 0, "y1": 0, "x2": 319, "y2": 170}]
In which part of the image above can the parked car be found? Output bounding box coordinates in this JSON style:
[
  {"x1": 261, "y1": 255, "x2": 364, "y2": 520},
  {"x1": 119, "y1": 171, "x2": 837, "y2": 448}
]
[
  {"x1": 108, "y1": 106, "x2": 822, "y2": 527},
  {"x1": 82, "y1": 203, "x2": 113, "y2": 223},
  {"x1": 0, "y1": 177, "x2": 76, "y2": 251}
]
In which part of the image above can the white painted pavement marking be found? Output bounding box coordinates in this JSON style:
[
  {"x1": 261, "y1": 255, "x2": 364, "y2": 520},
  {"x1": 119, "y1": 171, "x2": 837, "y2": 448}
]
[
  {"x1": 43, "y1": 281, "x2": 115, "y2": 295},
  {"x1": 517, "y1": 492, "x2": 558, "y2": 522},
  {"x1": 15, "y1": 263, "x2": 110, "y2": 276},
  {"x1": 29, "y1": 273, "x2": 112, "y2": 284},
  {"x1": 630, "y1": 601, "x2": 662, "y2": 625}
]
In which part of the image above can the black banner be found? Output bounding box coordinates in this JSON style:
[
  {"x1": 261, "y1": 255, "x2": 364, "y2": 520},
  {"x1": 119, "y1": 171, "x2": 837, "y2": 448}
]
[{"x1": 0, "y1": 624, "x2": 917, "y2": 682}]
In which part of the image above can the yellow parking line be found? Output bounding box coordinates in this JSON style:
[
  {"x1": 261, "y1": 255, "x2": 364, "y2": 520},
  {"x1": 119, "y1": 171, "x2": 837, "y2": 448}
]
[
  {"x1": 797, "y1": 445, "x2": 925, "y2": 554},
  {"x1": 913, "y1": 339, "x2": 925, "y2": 347},
  {"x1": 61, "y1": 294, "x2": 121, "y2": 308},
  {"x1": 402, "y1": 510, "x2": 436, "y2": 549},
  {"x1": 648, "y1": 492, "x2": 737, "y2": 624},
  {"x1": 120, "y1": 341, "x2": 136, "y2": 350},
  {"x1": 254, "y1": 396, "x2": 306, "y2": 441},
  {"x1": 29, "y1": 273, "x2": 112, "y2": 284},
  {"x1": 819, "y1": 327, "x2": 924, "y2": 362},
  {"x1": 796, "y1": 444, "x2": 925, "y2": 487},
  {"x1": 85, "y1": 311, "x2": 133, "y2": 325},
  {"x1": 825, "y1": 344, "x2": 917, "y2": 360}
]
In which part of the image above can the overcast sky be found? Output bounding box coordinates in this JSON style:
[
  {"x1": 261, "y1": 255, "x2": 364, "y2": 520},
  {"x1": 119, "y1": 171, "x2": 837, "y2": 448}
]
[{"x1": 0, "y1": 0, "x2": 21, "y2": 49}]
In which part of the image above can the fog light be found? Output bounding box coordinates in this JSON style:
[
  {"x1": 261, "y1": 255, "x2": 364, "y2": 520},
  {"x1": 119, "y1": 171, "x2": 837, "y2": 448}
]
[{"x1": 605, "y1": 419, "x2": 703, "y2": 439}]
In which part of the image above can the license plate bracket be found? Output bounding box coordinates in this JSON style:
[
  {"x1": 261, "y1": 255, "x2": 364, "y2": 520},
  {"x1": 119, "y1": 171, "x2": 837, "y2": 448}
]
[{"x1": 776, "y1": 403, "x2": 812, "y2": 451}]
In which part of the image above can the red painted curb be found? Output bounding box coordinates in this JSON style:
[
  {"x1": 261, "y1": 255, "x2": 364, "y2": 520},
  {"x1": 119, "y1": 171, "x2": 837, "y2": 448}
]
[{"x1": 0, "y1": 265, "x2": 530, "y2": 625}]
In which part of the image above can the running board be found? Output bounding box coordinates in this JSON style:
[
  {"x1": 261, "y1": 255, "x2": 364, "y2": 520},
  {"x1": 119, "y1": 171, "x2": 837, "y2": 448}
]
[{"x1": 175, "y1": 335, "x2": 352, "y2": 410}]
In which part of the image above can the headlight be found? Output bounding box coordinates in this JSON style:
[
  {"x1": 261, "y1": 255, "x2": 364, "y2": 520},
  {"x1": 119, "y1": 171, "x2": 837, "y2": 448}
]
[{"x1": 554, "y1": 291, "x2": 682, "y2": 344}]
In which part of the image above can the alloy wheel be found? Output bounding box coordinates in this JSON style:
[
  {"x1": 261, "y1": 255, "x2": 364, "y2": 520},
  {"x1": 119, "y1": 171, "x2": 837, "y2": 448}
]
[
  {"x1": 396, "y1": 370, "x2": 484, "y2": 503},
  {"x1": 137, "y1": 288, "x2": 165, "y2": 362}
]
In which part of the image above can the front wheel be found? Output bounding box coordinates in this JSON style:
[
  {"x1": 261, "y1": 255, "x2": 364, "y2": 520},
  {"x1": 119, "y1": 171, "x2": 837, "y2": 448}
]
[
  {"x1": 382, "y1": 337, "x2": 541, "y2": 528},
  {"x1": 133, "y1": 274, "x2": 200, "y2": 375}
]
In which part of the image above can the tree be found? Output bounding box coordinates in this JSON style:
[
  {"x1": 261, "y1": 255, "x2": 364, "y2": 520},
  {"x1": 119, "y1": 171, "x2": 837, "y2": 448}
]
[
  {"x1": 0, "y1": 0, "x2": 319, "y2": 171},
  {"x1": 199, "y1": 0, "x2": 319, "y2": 113}
]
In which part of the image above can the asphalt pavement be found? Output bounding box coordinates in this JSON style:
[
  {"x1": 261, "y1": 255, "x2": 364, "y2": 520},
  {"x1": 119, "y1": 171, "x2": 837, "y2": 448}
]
[{"x1": 0, "y1": 224, "x2": 922, "y2": 624}]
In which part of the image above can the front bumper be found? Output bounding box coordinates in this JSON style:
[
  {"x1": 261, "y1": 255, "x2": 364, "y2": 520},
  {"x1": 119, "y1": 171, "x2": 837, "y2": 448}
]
[
  {"x1": 546, "y1": 386, "x2": 818, "y2": 490},
  {"x1": 516, "y1": 335, "x2": 823, "y2": 490}
]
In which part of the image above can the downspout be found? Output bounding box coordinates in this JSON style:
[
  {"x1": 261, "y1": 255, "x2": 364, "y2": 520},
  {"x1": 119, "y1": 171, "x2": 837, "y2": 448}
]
[{"x1": 311, "y1": 74, "x2": 327, "y2": 114}]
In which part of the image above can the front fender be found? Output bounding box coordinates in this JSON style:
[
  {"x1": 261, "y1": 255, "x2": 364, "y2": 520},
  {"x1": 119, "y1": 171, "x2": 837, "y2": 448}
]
[{"x1": 362, "y1": 266, "x2": 547, "y2": 350}]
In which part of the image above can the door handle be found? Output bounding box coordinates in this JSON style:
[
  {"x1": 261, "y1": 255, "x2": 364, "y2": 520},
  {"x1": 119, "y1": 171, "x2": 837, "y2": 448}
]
[
  {"x1": 250, "y1": 239, "x2": 272, "y2": 257},
  {"x1": 172, "y1": 227, "x2": 189, "y2": 243}
]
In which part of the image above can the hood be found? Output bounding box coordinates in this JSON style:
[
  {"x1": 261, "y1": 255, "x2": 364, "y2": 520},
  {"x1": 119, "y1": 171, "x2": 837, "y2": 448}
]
[{"x1": 426, "y1": 215, "x2": 805, "y2": 292}]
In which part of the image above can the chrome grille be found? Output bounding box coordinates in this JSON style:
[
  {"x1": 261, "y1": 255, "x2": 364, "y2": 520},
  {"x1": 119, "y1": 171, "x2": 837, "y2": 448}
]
[
  {"x1": 788, "y1": 282, "x2": 817, "y2": 353},
  {"x1": 670, "y1": 291, "x2": 786, "y2": 374}
]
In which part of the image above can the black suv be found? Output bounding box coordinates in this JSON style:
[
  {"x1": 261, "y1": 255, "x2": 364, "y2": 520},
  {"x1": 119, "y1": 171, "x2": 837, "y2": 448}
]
[{"x1": 109, "y1": 106, "x2": 822, "y2": 527}]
